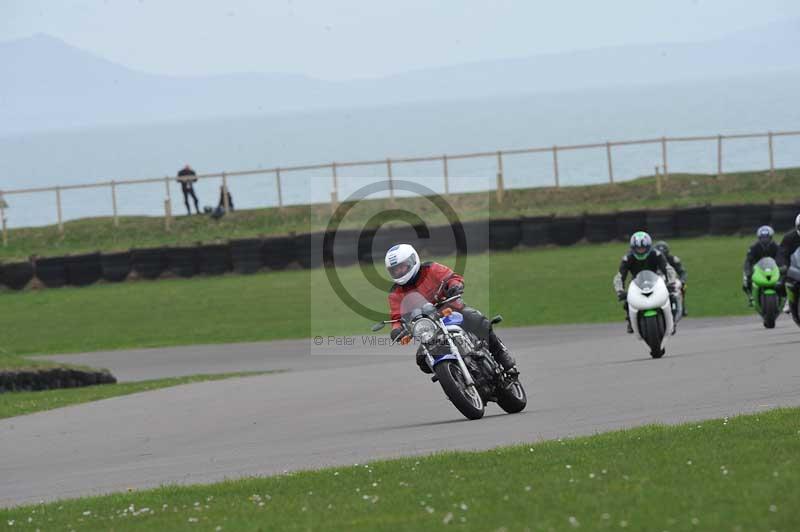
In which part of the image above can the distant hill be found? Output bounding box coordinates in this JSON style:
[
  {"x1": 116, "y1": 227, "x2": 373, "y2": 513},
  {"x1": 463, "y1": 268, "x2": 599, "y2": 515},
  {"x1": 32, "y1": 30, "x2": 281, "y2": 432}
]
[{"x1": 2, "y1": 18, "x2": 798, "y2": 136}]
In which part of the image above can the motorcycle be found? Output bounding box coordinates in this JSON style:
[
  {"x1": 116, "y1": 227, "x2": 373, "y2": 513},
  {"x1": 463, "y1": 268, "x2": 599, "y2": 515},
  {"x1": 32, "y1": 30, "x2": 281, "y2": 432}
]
[
  {"x1": 627, "y1": 271, "x2": 675, "y2": 359},
  {"x1": 784, "y1": 249, "x2": 800, "y2": 327},
  {"x1": 750, "y1": 257, "x2": 783, "y2": 329},
  {"x1": 372, "y1": 290, "x2": 526, "y2": 420}
]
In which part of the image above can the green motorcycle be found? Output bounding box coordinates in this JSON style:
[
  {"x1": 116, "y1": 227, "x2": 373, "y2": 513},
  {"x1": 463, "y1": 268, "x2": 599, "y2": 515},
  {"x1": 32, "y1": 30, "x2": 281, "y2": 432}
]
[{"x1": 751, "y1": 257, "x2": 784, "y2": 329}]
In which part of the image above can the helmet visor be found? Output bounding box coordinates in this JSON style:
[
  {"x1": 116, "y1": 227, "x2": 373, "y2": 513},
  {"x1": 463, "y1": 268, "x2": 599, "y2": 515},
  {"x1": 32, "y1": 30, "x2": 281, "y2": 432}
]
[
  {"x1": 758, "y1": 234, "x2": 772, "y2": 245},
  {"x1": 388, "y1": 255, "x2": 418, "y2": 280},
  {"x1": 633, "y1": 245, "x2": 650, "y2": 257}
]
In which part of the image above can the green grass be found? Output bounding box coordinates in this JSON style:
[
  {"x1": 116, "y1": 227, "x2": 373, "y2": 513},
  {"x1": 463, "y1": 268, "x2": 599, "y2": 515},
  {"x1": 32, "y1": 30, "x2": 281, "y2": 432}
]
[
  {"x1": 0, "y1": 234, "x2": 753, "y2": 363},
  {"x1": 2, "y1": 167, "x2": 798, "y2": 261},
  {"x1": 2, "y1": 407, "x2": 797, "y2": 530},
  {"x1": 0, "y1": 371, "x2": 273, "y2": 420}
]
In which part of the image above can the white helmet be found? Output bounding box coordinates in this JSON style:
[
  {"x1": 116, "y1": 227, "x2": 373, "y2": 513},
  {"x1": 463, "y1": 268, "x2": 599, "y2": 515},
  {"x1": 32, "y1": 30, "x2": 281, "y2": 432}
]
[
  {"x1": 385, "y1": 244, "x2": 420, "y2": 286},
  {"x1": 795, "y1": 213, "x2": 800, "y2": 236}
]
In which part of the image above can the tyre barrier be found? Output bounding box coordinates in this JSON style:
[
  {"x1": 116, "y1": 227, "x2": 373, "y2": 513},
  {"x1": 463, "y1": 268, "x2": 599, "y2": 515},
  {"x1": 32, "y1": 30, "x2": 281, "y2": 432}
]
[
  {"x1": 0, "y1": 261, "x2": 34, "y2": 290},
  {"x1": 520, "y1": 216, "x2": 553, "y2": 248},
  {"x1": 367, "y1": 225, "x2": 428, "y2": 262},
  {"x1": 584, "y1": 213, "x2": 618, "y2": 243},
  {"x1": 263, "y1": 236, "x2": 295, "y2": 270},
  {"x1": 424, "y1": 224, "x2": 459, "y2": 257},
  {"x1": 615, "y1": 210, "x2": 647, "y2": 242},
  {"x1": 549, "y1": 216, "x2": 585, "y2": 246},
  {"x1": 708, "y1": 205, "x2": 742, "y2": 235},
  {"x1": 489, "y1": 219, "x2": 522, "y2": 250},
  {"x1": 0, "y1": 367, "x2": 116, "y2": 393},
  {"x1": 739, "y1": 204, "x2": 772, "y2": 233},
  {"x1": 460, "y1": 220, "x2": 490, "y2": 255},
  {"x1": 295, "y1": 232, "x2": 324, "y2": 270},
  {"x1": 230, "y1": 238, "x2": 264, "y2": 274},
  {"x1": 101, "y1": 251, "x2": 132, "y2": 282},
  {"x1": 131, "y1": 248, "x2": 166, "y2": 280},
  {"x1": 645, "y1": 210, "x2": 677, "y2": 239},
  {"x1": 35, "y1": 256, "x2": 68, "y2": 288},
  {"x1": 66, "y1": 253, "x2": 103, "y2": 287},
  {"x1": 198, "y1": 244, "x2": 231, "y2": 275},
  {"x1": 770, "y1": 203, "x2": 800, "y2": 232},
  {"x1": 675, "y1": 206, "x2": 709, "y2": 238},
  {"x1": 165, "y1": 247, "x2": 198, "y2": 278}
]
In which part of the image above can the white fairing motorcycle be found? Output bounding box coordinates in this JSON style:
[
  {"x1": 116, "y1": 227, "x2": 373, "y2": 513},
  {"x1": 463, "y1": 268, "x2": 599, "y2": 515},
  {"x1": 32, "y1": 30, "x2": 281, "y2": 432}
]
[{"x1": 627, "y1": 271, "x2": 676, "y2": 358}]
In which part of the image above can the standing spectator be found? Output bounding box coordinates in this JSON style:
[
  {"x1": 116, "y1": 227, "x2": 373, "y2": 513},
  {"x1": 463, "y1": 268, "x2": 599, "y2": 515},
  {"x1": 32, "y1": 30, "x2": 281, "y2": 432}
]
[
  {"x1": 177, "y1": 164, "x2": 200, "y2": 215},
  {"x1": 218, "y1": 185, "x2": 234, "y2": 212}
]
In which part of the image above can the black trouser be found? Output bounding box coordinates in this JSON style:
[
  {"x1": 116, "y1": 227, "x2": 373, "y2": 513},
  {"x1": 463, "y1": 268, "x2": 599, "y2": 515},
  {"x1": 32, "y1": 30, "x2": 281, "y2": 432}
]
[
  {"x1": 416, "y1": 306, "x2": 515, "y2": 373},
  {"x1": 181, "y1": 184, "x2": 200, "y2": 214}
]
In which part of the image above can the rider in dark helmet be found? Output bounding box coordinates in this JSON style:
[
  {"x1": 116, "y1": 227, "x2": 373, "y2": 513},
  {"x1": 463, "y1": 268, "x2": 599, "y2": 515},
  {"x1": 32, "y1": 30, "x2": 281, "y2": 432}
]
[
  {"x1": 743, "y1": 225, "x2": 779, "y2": 306},
  {"x1": 613, "y1": 231, "x2": 676, "y2": 334},
  {"x1": 777, "y1": 214, "x2": 800, "y2": 301},
  {"x1": 385, "y1": 244, "x2": 518, "y2": 376},
  {"x1": 654, "y1": 240, "x2": 687, "y2": 316}
]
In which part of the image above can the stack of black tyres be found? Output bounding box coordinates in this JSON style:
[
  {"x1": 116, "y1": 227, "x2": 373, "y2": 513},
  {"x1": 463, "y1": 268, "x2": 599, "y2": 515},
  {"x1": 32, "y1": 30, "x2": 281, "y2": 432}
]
[
  {"x1": 131, "y1": 248, "x2": 166, "y2": 280},
  {"x1": 66, "y1": 253, "x2": 102, "y2": 286},
  {"x1": 1, "y1": 261, "x2": 34, "y2": 290},
  {"x1": 616, "y1": 210, "x2": 647, "y2": 241},
  {"x1": 101, "y1": 251, "x2": 131, "y2": 282},
  {"x1": 738, "y1": 204, "x2": 771, "y2": 234},
  {"x1": 460, "y1": 220, "x2": 490, "y2": 255},
  {"x1": 770, "y1": 203, "x2": 800, "y2": 232},
  {"x1": 708, "y1": 205, "x2": 742, "y2": 235},
  {"x1": 165, "y1": 247, "x2": 198, "y2": 278},
  {"x1": 294, "y1": 233, "x2": 323, "y2": 270},
  {"x1": 263, "y1": 235, "x2": 296, "y2": 270},
  {"x1": 519, "y1": 216, "x2": 553, "y2": 248},
  {"x1": 584, "y1": 213, "x2": 618, "y2": 243},
  {"x1": 425, "y1": 224, "x2": 459, "y2": 257},
  {"x1": 549, "y1": 216, "x2": 585, "y2": 246},
  {"x1": 488, "y1": 219, "x2": 522, "y2": 250},
  {"x1": 198, "y1": 244, "x2": 231, "y2": 275},
  {"x1": 645, "y1": 210, "x2": 677, "y2": 239},
  {"x1": 230, "y1": 238, "x2": 264, "y2": 274},
  {"x1": 35, "y1": 256, "x2": 68, "y2": 288},
  {"x1": 675, "y1": 206, "x2": 710, "y2": 238}
]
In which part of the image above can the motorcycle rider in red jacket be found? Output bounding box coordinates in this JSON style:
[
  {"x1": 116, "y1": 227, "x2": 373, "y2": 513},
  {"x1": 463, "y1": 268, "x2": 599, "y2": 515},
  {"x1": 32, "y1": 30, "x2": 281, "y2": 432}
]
[{"x1": 385, "y1": 244, "x2": 517, "y2": 376}]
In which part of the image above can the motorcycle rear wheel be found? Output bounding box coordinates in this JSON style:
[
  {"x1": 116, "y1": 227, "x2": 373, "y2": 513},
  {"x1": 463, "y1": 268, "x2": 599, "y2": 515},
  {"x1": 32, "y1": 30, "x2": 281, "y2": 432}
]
[
  {"x1": 496, "y1": 379, "x2": 527, "y2": 414},
  {"x1": 434, "y1": 361, "x2": 485, "y2": 420}
]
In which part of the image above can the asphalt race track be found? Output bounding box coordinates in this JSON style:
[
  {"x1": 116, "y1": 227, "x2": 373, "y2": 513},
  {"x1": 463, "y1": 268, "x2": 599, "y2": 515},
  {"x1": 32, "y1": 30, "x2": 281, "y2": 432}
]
[{"x1": 3, "y1": 316, "x2": 800, "y2": 507}]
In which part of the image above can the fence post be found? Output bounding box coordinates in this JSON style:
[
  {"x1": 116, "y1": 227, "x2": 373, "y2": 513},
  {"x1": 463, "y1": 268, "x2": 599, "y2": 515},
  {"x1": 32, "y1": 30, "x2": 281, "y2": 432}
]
[
  {"x1": 768, "y1": 131, "x2": 775, "y2": 176},
  {"x1": 275, "y1": 168, "x2": 283, "y2": 209},
  {"x1": 655, "y1": 166, "x2": 662, "y2": 196},
  {"x1": 164, "y1": 176, "x2": 172, "y2": 231},
  {"x1": 661, "y1": 136, "x2": 669, "y2": 179},
  {"x1": 0, "y1": 194, "x2": 7, "y2": 247},
  {"x1": 331, "y1": 162, "x2": 339, "y2": 212},
  {"x1": 55, "y1": 186, "x2": 64, "y2": 235},
  {"x1": 606, "y1": 141, "x2": 614, "y2": 184},
  {"x1": 222, "y1": 172, "x2": 231, "y2": 212},
  {"x1": 442, "y1": 154, "x2": 449, "y2": 195},
  {"x1": 496, "y1": 150, "x2": 505, "y2": 203},
  {"x1": 552, "y1": 146, "x2": 560, "y2": 188},
  {"x1": 111, "y1": 180, "x2": 119, "y2": 227},
  {"x1": 386, "y1": 158, "x2": 395, "y2": 205},
  {"x1": 717, "y1": 134, "x2": 723, "y2": 178}
]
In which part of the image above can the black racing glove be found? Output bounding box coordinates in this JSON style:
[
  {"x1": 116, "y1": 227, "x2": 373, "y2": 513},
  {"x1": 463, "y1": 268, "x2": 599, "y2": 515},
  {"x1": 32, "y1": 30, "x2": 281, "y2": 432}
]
[
  {"x1": 446, "y1": 283, "x2": 464, "y2": 298},
  {"x1": 390, "y1": 327, "x2": 405, "y2": 342},
  {"x1": 616, "y1": 290, "x2": 626, "y2": 301}
]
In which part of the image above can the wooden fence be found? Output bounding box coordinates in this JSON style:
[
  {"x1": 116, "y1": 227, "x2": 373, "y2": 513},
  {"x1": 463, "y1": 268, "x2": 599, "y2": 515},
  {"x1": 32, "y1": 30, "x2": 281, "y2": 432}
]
[{"x1": 0, "y1": 129, "x2": 798, "y2": 243}]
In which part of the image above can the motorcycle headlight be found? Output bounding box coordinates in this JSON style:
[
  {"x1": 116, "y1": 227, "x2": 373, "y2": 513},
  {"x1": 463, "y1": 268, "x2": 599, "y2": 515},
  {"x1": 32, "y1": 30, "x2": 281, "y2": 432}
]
[{"x1": 412, "y1": 318, "x2": 437, "y2": 343}]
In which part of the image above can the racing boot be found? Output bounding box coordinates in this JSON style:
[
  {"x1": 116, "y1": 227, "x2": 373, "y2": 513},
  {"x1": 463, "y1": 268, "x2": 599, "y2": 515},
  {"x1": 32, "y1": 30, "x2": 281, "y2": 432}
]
[
  {"x1": 488, "y1": 332, "x2": 518, "y2": 377},
  {"x1": 625, "y1": 316, "x2": 634, "y2": 334}
]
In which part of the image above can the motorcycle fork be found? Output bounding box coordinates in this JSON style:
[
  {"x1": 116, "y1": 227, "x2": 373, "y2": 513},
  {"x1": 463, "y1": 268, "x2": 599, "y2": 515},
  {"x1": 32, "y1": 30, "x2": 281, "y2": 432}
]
[{"x1": 439, "y1": 319, "x2": 476, "y2": 387}]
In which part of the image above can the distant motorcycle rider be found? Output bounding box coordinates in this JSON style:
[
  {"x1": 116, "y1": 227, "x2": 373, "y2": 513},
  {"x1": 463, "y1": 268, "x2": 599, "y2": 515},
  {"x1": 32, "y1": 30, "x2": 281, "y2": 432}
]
[
  {"x1": 654, "y1": 240, "x2": 688, "y2": 316},
  {"x1": 385, "y1": 244, "x2": 518, "y2": 376},
  {"x1": 743, "y1": 225, "x2": 778, "y2": 306},
  {"x1": 613, "y1": 231, "x2": 677, "y2": 334}
]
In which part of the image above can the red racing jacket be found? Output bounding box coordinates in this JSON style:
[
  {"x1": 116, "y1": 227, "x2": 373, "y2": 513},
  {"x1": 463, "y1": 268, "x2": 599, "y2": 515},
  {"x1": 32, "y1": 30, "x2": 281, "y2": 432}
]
[{"x1": 388, "y1": 262, "x2": 464, "y2": 331}]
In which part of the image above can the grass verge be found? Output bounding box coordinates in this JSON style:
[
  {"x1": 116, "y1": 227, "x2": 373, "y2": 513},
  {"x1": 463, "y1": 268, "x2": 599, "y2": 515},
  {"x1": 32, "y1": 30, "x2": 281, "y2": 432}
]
[
  {"x1": 1, "y1": 167, "x2": 798, "y2": 261},
  {"x1": 0, "y1": 371, "x2": 273, "y2": 420},
  {"x1": 2, "y1": 407, "x2": 797, "y2": 530},
  {"x1": 1, "y1": 234, "x2": 755, "y2": 359}
]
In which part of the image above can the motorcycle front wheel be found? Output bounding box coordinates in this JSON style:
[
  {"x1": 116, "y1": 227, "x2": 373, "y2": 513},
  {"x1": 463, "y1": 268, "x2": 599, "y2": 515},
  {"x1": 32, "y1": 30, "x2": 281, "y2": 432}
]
[
  {"x1": 762, "y1": 293, "x2": 778, "y2": 329},
  {"x1": 641, "y1": 314, "x2": 665, "y2": 359},
  {"x1": 434, "y1": 361, "x2": 485, "y2": 420}
]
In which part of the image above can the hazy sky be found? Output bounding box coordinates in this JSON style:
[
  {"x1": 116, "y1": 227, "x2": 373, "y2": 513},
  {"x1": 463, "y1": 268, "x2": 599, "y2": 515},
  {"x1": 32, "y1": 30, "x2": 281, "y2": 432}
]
[{"x1": 2, "y1": 0, "x2": 799, "y2": 80}]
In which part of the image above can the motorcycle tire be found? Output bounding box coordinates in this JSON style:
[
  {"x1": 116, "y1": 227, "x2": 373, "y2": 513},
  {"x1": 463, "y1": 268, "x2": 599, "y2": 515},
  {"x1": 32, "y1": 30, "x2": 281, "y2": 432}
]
[
  {"x1": 762, "y1": 294, "x2": 778, "y2": 329},
  {"x1": 641, "y1": 314, "x2": 665, "y2": 359},
  {"x1": 496, "y1": 379, "x2": 527, "y2": 414},
  {"x1": 434, "y1": 361, "x2": 485, "y2": 420}
]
